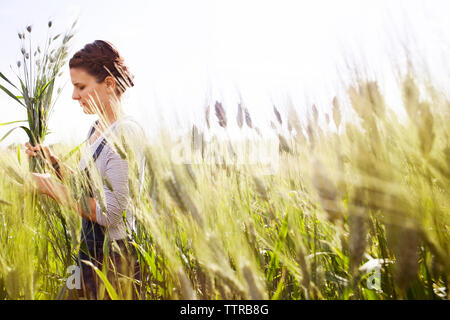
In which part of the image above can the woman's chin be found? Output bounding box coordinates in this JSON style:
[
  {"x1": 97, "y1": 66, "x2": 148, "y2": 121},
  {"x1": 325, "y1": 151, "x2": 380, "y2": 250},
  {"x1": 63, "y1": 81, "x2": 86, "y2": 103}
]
[{"x1": 81, "y1": 106, "x2": 93, "y2": 114}]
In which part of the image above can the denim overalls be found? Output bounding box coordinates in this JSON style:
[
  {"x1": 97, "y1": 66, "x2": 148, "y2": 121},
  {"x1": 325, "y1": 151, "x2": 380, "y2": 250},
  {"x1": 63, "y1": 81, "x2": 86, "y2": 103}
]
[{"x1": 75, "y1": 121, "x2": 141, "y2": 299}]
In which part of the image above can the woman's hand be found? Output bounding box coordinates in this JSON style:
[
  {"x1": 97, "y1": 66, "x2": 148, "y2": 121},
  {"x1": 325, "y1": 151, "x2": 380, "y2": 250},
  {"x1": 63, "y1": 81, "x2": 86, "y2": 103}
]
[
  {"x1": 30, "y1": 172, "x2": 70, "y2": 205},
  {"x1": 25, "y1": 142, "x2": 65, "y2": 180},
  {"x1": 30, "y1": 172, "x2": 97, "y2": 222},
  {"x1": 30, "y1": 172, "x2": 55, "y2": 196},
  {"x1": 25, "y1": 142, "x2": 60, "y2": 167}
]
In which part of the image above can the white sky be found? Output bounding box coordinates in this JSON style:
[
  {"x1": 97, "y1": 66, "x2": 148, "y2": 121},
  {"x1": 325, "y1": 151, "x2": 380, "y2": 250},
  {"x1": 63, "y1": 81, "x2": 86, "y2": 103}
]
[{"x1": 1, "y1": 0, "x2": 450, "y2": 147}]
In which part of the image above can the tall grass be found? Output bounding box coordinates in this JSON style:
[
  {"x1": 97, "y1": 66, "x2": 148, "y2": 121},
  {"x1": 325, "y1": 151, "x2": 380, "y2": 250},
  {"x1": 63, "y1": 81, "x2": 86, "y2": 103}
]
[{"x1": 0, "y1": 66, "x2": 449, "y2": 299}]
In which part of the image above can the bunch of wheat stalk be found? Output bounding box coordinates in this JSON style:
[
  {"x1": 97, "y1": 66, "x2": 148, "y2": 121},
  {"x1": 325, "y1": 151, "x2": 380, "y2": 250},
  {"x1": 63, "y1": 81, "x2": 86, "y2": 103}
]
[{"x1": 0, "y1": 20, "x2": 76, "y2": 172}]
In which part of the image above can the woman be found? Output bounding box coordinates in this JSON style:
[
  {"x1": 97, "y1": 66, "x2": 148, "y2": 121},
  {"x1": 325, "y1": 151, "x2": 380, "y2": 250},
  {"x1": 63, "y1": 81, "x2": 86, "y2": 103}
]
[{"x1": 25, "y1": 40, "x2": 146, "y2": 299}]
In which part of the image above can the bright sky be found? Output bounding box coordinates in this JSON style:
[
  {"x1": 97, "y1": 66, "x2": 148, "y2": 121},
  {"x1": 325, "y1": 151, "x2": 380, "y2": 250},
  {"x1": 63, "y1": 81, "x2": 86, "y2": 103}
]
[{"x1": 1, "y1": 0, "x2": 450, "y2": 147}]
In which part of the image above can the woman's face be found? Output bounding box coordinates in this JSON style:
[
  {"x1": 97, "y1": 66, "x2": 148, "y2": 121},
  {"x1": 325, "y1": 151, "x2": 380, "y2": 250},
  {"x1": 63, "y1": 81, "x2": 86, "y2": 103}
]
[{"x1": 70, "y1": 67, "x2": 116, "y2": 114}]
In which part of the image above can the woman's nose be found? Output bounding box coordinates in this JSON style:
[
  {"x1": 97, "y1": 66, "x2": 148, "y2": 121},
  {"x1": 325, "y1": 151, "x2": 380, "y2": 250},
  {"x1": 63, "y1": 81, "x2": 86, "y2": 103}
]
[{"x1": 72, "y1": 89, "x2": 80, "y2": 100}]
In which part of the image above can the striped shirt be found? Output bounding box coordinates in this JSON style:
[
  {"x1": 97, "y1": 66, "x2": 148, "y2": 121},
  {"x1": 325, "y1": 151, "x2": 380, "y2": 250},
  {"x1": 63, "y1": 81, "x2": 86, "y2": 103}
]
[{"x1": 78, "y1": 115, "x2": 146, "y2": 241}]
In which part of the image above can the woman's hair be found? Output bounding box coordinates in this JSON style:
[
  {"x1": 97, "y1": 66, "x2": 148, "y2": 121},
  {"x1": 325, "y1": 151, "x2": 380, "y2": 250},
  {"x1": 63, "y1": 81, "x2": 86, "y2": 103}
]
[{"x1": 69, "y1": 40, "x2": 134, "y2": 95}]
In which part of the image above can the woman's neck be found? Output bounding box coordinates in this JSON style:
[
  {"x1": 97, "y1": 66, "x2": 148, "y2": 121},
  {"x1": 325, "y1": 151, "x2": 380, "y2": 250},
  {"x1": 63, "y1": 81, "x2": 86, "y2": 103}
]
[{"x1": 97, "y1": 103, "x2": 124, "y2": 132}]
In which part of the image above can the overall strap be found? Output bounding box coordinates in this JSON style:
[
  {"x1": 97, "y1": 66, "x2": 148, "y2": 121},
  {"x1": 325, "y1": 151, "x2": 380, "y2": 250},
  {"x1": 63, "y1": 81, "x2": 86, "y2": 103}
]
[
  {"x1": 85, "y1": 120, "x2": 108, "y2": 198},
  {"x1": 88, "y1": 120, "x2": 108, "y2": 162}
]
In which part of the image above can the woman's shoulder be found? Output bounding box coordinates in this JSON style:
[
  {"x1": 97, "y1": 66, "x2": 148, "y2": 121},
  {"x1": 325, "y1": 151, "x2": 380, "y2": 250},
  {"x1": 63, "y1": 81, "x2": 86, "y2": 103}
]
[
  {"x1": 109, "y1": 116, "x2": 147, "y2": 158},
  {"x1": 115, "y1": 116, "x2": 145, "y2": 137}
]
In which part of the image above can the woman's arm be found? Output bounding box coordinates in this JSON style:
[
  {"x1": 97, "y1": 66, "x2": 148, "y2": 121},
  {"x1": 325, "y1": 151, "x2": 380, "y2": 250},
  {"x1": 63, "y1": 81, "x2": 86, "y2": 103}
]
[
  {"x1": 31, "y1": 147, "x2": 130, "y2": 227},
  {"x1": 29, "y1": 130, "x2": 133, "y2": 227},
  {"x1": 31, "y1": 173, "x2": 97, "y2": 222},
  {"x1": 94, "y1": 150, "x2": 130, "y2": 228}
]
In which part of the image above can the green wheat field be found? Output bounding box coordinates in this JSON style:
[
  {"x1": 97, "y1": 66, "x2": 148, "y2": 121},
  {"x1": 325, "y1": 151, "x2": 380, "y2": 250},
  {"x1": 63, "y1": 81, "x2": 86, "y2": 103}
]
[{"x1": 0, "y1": 21, "x2": 449, "y2": 300}]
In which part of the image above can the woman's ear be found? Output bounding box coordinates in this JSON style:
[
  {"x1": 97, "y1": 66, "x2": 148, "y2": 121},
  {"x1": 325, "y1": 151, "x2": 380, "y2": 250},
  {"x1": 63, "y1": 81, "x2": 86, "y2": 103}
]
[{"x1": 104, "y1": 76, "x2": 117, "y2": 92}]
